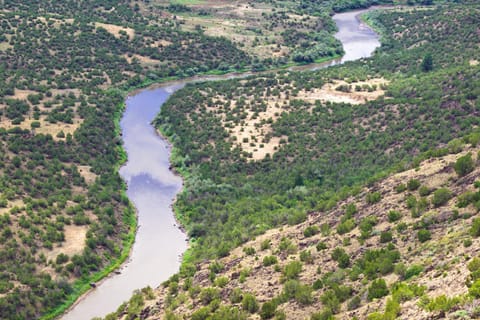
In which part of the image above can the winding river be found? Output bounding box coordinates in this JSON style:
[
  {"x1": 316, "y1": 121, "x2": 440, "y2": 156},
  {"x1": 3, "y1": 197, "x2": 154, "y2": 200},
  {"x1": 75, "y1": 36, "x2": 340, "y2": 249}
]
[{"x1": 62, "y1": 8, "x2": 380, "y2": 320}]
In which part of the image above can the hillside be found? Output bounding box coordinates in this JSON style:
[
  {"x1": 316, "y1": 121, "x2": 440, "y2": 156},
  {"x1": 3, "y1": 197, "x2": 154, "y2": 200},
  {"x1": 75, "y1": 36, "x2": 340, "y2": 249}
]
[
  {"x1": 112, "y1": 142, "x2": 480, "y2": 319},
  {"x1": 154, "y1": 3, "x2": 479, "y2": 263},
  {"x1": 107, "y1": 2, "x2": 480, "y2": 319}
]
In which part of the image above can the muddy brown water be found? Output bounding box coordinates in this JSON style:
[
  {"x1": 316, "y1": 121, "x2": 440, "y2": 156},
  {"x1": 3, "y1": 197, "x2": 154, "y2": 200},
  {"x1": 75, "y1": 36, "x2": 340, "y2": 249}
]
[{"x1": 61, "y1": 8, "x2": 380, "y2": 320}]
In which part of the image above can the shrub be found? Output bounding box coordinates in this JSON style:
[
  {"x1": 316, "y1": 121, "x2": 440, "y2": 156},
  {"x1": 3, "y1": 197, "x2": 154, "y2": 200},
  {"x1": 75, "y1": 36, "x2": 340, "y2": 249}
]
[
  {"x1": 320, "y1": 290, "x2": 340, "y2": 313},
  {"x1": 313, "y1": 279, "x2": 323, "y2": 290},
  {"x1": 454, "y1": 153, "x2": 474, "y2": 177},
  {"x1": 331, "y1": 248, "x2": 350, "y2": 268},
  {"x1": 417, "y1": 229, "x2": 431, "y2": 243},
  {"x1": 387, "y1": 210, "x2": 402, "y2": 222},
  {"x1": 368, "y1": 279, "x2": 389, "y2": 300},
  {"x1": 336, "y1": 218, "x2": 355, "y2": 235},
  {"x1": 260, "y1": 301, "x2": 276, "y2": 319},
  {"x1": 282, "y1": 261, "x2": 303, "y2": 281},
  {"x1": 407, "y1": 179, "x2": 421, "y2": 191},
  {"x1": 316, "y1": 241, "x2": 327, "y2": 251},
  {"x1": 470, "y1": 218, "x2": 480, "y2": 237},
  {"x1": 380, "y1": 231, "x2": 393, "y2": 243},
  {"x1": 347, "y1": 296, "x2": 361, "y2": 310},
  {"x1": 432, "y1": 188, "x2": 452, "y2": 207},
  {"x1": 404, "y1": 264, "x2": 423, "y2": 280},
  {"x1": 242, "y1": 293, "x2": 259, "y2": 313},
  {"x1": 263, "y1": 255, "x2": 278, "y2": 267},
  {"x1": 304, "y1": 225, "x2": 320, "y2": 237},
  {"x1": 418, "y1": 186, "x2": 431, "y2": 197},
  {"x1": 200, "y1": 287, "x2": 219, "y2": 305},
  {"x1": 300, "y1": 250, "x2": 314, "y2": 264},
  {"x1": 366, "y1": 192, "x2": 381, "y2": 204},
  {"x1": 395, "y1": 183, "x2": 406, "y2": 193},
  {"x1": 425, "y1": 294, "x2": 461, "y2": 312},
  {"x1": 230, "y1": 288, "x2": 243, "y2": 303},
  {"x1": 260, "y1": 239, "x2": 271, "y2": 250},
  {"x1": 311, "y1": 309, "x2": 334, "y2": 320},
  {"x1": 56, "y1": 253, "x2": 69, "y2": 264},
  {"x1": 243, "y1": 247, "x2": 255, "y2": 255},
  {"x1": 469, "y1": 279, "x2": 480, "y2": 298}
]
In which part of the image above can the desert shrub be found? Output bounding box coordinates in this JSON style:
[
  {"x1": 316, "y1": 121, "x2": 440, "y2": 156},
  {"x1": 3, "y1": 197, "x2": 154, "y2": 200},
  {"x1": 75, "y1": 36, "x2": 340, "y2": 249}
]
[
  {"x1": 418, "y1": 186, "x2": 431, "y2": 197},
  {"x1": 407, "y1": 179, "x2": 421, "y2": 191},
  {"x1": 336, "y1": 218, "x2": 355, "y2": 235},
  {"x1": 417, "y1": 229, "x2": 431, "y2": 243},
  {"x1": 200, "y1": 287, "x2": 220, "y2": 305},
  {"x1": 278, "y1": 237, "x2": 297, "y2": 254},
  {"x1": 263, "y1": 255, "x2": 278, "y2": 267},
  {"x1": 230, "y1": 288, "x2": 243, "y2": 303},
  {"x1": 242, "y1": 293, "x2": 259, "y2": 313},
  {"x1": 243, "y1": 247, "x2": 255, "y2": 255},
  {"x1": 311, "y1": 309, "x2": 334, "y2": 320},
  {"x1": 260, "y1": 301, "x2": 277, "y2": 319},
  {"x1": 395, "y1": 184, "x2": 407, "y2": 193},
  {"x1": 366, "y1": 192, "x2": 381, "y2": 204},
  {"x1": 300, "y1": 250, "x2": 314, "y2": 264},
  {"x1": 424, "y1": 295, "x2": 461, "y2": 312},
  {"x1": 304, "y1": 225, "x2": 320, "y2": 237},
  {"x1": 260, "y1": 239, "x2": 271, "y2": 250},
  {"x1": 432, "y1": 188, "x2": 452, "y2": 207},
  {"x1": 404, "y1": 264, "x2": 423, "y2": 280},
  {"x1": 387, "y1": 210, "x2": 402, "y2": 222},
  {"x1": 380, "y1": 231, "x2": 393, "y2": 243},
  {"x1": 320, "y1": 290, "x2": 340, "y2": 313},
  {"x1": 331, "y1": 248, "x2": 350, "y2": 268},
  {"x1": 470, "y1": 218, "x2": 480, "y2": 237},
  {"x1": 454, "y1": 153, "x2": 474, "y2": 177},
  {"x1": 347, "y1": 295, "x2": 361, "y2": 310},
  {"x1": 316, "y1": 241, "x2": 327, "y2": 251},
  {"x1": 282, "y1": 261, "x2": 303, "y2": 281},
  {"x1": 368, "y1": 279, "x2": 389, "y2": 300}
]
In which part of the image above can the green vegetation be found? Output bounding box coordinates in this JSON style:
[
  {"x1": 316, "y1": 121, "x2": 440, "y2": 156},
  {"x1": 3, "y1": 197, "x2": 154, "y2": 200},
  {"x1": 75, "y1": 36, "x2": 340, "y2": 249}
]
[{"x1": 157, "y1": 3, "x2": 480, "y2": 263}]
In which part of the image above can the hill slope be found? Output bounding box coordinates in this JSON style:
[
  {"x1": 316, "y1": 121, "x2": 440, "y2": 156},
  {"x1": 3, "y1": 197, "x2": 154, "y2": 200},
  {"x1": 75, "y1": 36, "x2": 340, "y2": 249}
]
[{"x1": 113, "y1": 143, "x2": 480, "y2": 319}]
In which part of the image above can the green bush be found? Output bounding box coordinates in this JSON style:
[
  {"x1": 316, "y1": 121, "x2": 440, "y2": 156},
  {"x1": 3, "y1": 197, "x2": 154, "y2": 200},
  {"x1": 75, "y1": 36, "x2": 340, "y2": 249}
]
[
  {"x1": 432, "y1": 188, "x2": 452, "y2": 207},
  {"x1": 380, "y1": 231, "x2": 393, "y2": 243},
  {"x1": 347, "y1": 295, "x2": 361, "y2": 310},
  {"x1": 200, "y1": 287, "x2": 220, "y2": 305},
  {"x1": 263, "y1": 255, "x2": 278, "y2": 267},
  {"x1": 336, "y1": 218, "x2": 355, "y2": 235},
  {"x1": 304, "y1": 225, "x2": 320, "y2": 237},
  {"x1": 316, "y1": 241, "x2": 327, "y2": 251},
  {"x1": 368, "y1": 279, "x2": 389, "y2": 300},
  {"x1": 407, "y1": 179, "x2": 421, "y2": 191},
  {"x1": 300, "y1": 250, "x2": 314, "y2": 264},
  {"x1": 331, "y1": 248, "x2": 350, "y2": 268},
  {"x1": 366, "y1": 192, "x2": 381, "y2": 204},
  {"x1": 311, "y1": 309, "x2": 334, "y2": 320},
  {"x1": 282, "y1": 261, "x2": 303, "y2": 281},
  {"x1": 418, "y1": 186, "x2": 431, "y2": 197},
  {"x1": 404, "y1": 264, "x2": 423, "y2": 280},
  {"x1": 470, "y1": 218, "x2": 480, "y2": 237},
  {"x1": 417, "y1": 229, "x2": 431, "y2": 243},
  {"x1": 242, "y1": 293, "x2": 259, "y2": 313},
  {"x1": 260, "y1": 301, "x2": 277, "y2": 319},
  {"x1": 387, "y1": 210, "x2": 402, "y2": 222},
  {"x1": 454, "y1": 153, "x2": 474, "y2": 177}
]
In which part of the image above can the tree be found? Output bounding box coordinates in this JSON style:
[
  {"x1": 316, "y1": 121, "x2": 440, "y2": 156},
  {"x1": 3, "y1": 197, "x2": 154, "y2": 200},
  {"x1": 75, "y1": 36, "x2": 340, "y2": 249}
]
[{"x1": 421, "y1": 54, "x2": 433, "y2": 72}]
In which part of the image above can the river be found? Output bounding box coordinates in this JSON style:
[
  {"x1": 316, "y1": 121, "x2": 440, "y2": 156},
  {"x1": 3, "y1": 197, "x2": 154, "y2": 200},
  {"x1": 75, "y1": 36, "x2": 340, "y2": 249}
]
[{"x1": 61, "y1": 8, "x2": 380, "y2": 320}]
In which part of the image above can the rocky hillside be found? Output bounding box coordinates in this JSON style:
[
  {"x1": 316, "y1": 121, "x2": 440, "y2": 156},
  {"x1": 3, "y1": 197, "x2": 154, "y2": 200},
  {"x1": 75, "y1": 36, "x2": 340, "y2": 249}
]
[{"x1": 110, "y1": 141, "x2": 480, "y2": 319}]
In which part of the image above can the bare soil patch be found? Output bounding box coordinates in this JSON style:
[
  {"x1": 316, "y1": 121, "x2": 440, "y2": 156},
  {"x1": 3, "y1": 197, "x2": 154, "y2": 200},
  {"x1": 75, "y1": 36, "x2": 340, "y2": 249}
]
[
  {"x1": 95, "y1": 22, "x2": 135, "y2": 39},
  {"x1": 298, "y1": 78, "x2": 389, "y2": 105}
]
